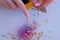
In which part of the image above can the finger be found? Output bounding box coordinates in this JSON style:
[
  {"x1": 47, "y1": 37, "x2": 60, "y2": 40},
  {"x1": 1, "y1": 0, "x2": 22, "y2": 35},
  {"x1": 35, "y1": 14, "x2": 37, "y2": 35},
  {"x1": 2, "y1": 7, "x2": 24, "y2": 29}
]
[
  {"x1": 6, "y1": 0, "x2": 18, "y2": 10},
  {"x1": 0, "y1": 0, "x2": 10, "y2": 9},
  {"x1": 14, "y1": 0, "x2": 30, "y2": 18}
]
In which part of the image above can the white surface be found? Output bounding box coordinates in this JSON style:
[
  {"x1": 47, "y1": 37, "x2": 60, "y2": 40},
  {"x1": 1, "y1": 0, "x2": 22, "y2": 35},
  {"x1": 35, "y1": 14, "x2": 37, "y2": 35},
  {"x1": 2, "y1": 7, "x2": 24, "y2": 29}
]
[{"x1": 0, "y1": 0, "x2": 60, "y2": 40}]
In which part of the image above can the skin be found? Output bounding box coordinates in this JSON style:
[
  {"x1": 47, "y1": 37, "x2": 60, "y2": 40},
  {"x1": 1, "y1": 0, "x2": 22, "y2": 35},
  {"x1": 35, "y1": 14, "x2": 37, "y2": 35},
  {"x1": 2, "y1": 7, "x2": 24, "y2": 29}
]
[
  {"x1": 31, "y1": 0, "x2": 52, "y2": 8},
  {"x1": 0, "y1": 0, "x2": 30, "y2": 18},
  {"x1": 0, "y1": 0, "x2": 52, "y2": 18}
]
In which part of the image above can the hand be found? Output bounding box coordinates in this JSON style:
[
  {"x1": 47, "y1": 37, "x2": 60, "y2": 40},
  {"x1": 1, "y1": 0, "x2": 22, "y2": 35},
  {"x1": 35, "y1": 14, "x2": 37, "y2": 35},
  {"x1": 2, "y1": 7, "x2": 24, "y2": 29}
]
[{"x1": 0, "y1": 0, "x2": 30, "y2": 18}]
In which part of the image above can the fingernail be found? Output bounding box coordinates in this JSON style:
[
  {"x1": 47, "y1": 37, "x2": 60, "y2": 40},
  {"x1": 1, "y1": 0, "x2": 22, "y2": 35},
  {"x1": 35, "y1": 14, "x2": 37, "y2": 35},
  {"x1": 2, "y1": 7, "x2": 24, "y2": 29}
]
[{"x1": 26, "y1": 14, "x2": 30, "y2": 18}]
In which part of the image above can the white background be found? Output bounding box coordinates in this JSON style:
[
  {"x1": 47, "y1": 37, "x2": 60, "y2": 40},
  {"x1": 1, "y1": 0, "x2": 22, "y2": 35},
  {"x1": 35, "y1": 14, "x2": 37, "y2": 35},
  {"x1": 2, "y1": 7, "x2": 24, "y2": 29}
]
[{"x1": 0, "y1": 0, "x2": 60, "y2": 40}]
